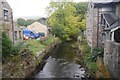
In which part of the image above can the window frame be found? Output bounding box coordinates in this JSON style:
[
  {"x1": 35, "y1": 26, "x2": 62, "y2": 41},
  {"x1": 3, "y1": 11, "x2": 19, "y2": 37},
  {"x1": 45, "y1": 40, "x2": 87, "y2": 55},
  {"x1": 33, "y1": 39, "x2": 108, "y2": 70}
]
[
  {"x1": 14, "y1": 31, "x2": 17, "y2": 40},
  {"x1": 3, "y1": 9, "x2": 9, "y2": 21}
]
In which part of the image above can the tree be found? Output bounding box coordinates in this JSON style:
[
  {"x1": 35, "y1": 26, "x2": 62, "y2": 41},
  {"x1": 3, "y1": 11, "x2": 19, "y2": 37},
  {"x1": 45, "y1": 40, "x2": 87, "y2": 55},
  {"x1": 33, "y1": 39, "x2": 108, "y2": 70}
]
[
  {"x1": 75, "y1": 2, "x2": 88, "y2": 21},
  {"x1": 17, "y1": 18, "x2": 26, "y2": 26},
  {"x1": 79, "y1": 16, "x2": 86, "y2": 30},
  {"x1": 47, "y1": 2, "x2": 80, "y2": 41},
  {"x1": 17, "y1": 18, "x2": 35, "y2": 27},
  {"x1": 75, "y1": 2, "x2": 88, "y2": 32},
  {"x1": 25, "y1": 19, "x2": 35, "y2": 26}
]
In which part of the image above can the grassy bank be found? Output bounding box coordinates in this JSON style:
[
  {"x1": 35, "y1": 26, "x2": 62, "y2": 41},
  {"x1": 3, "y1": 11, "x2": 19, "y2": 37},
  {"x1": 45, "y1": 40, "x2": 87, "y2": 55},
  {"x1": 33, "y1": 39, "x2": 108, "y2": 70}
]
[
  {"x1": 2, "y1": 36, "x2": 60, "y2": 78},
  {"x1": 25, "y1": 36, "x2": 59, "y2": 55}
]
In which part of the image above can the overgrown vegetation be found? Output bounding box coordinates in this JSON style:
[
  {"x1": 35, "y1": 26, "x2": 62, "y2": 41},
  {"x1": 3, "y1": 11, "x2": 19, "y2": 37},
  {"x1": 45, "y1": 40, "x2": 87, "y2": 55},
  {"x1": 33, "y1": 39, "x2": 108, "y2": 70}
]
[
  {"x1": 25, "y1": 39, "x2": 46, "y2": 55},
  {"x1": 25, "y1": 36, "x2": 59, "y2": 55},
  {"x1": 2, "y1": 32, "x2": 12, "y2": 58},
  {"x1": 2, "y1": 32, "x2": 26, "y2": 59},
  {"x1": 90, "y1": 48, "x2": 104, "y2": 62},
  {"x1": 79, "y1": 38, "x2": 98, "y2": 77},
  {"x1": 2, "y1": 32, "x2": 59, "y2": 78},
  {"x1": 42, "y1": 36, "x2": 58, "y2": 45},
  {"x1": 2, "y1": 31, "x2": 59, "y2": 59},
  {"x1": 11, "y1": 42, "x2": 27, "y2": 55},
  {"x1": 78, "y1": 34, "x2": 104, "y2": 78}
]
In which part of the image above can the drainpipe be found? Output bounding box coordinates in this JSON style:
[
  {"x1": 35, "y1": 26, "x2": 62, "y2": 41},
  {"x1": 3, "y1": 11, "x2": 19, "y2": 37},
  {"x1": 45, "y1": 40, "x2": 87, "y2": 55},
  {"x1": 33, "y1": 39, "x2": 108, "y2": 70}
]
[
  {"x1": 11, "y1": 11, "x2": 14, "y2": 44},
  {"x1": 97, "y1": 4, "x2": 99, "y2": 49}
]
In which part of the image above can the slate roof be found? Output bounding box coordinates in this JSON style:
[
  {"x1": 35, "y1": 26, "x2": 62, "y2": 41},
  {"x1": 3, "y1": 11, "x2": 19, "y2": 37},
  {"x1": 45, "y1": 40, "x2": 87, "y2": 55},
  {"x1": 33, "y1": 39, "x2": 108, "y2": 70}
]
[
  {"x1": 103, "y1": 12, "x2": 119, "y2": 26},
  {"x1": 102, "y1": 12, "x2": 120, "y2": 29},
  {"x1": 89, "y1": 0, "x2": 120, "y2": 3},
  {"x1": 111, "y1": 19, "x2": 120, "y2": 29}
]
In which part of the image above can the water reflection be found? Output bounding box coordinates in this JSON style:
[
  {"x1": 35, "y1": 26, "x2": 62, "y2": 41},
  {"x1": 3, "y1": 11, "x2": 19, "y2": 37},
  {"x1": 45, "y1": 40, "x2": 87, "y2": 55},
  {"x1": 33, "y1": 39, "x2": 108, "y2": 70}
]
[{"x1": 35, "y1": 42, "x2": 85, "y2": 78}]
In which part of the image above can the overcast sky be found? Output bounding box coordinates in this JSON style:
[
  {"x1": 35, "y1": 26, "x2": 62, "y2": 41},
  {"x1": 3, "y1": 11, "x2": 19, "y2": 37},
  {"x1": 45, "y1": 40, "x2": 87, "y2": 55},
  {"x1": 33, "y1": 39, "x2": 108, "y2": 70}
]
[{"x1": 6, "y1": 0, "x2": 88, "y2": 19}]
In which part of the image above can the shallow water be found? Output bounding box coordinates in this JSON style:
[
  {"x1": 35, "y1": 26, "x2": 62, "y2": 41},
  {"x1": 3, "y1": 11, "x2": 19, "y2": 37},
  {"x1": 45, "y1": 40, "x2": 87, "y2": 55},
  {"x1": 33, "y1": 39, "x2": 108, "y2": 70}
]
[{"x1": 35, "y1": 42, "x2": 86, "y2": 78}]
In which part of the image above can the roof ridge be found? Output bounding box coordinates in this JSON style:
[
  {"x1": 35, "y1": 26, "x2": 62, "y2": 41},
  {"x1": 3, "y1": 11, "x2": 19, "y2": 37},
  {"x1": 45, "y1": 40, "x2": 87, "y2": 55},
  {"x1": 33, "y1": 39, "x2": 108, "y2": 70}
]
[{"x1": 0, "y1": 0, "x2": 7, "y2": 2}]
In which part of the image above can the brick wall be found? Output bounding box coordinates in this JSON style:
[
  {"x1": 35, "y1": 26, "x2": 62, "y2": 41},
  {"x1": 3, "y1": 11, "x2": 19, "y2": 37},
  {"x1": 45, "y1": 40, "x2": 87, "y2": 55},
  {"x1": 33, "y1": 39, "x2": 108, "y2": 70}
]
[{"x1": 104, "y1": 40, "x2": 120, "y2": 79}]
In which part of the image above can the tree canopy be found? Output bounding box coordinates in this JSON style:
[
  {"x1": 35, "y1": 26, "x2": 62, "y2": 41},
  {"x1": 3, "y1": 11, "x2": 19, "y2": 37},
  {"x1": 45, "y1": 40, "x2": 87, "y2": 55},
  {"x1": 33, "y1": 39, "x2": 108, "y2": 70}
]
[
  {"x1": 17, "y1": 18, "x2": 26, "y2": 26},
  {"x1": 47, "y1": 2, "x2": 87, "y2": 41},
  {"x1": 17, "y1": 18, "x2": 35, "y2": 27}
]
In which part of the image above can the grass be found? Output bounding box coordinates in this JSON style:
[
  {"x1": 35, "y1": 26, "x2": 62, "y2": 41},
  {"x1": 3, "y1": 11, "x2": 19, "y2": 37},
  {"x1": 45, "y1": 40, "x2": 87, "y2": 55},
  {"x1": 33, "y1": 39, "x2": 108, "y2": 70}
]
[
  {"x1": 25, "y1": 36, "x2": 59, "y2": 55},
  {"x1": 42, "y1": 36, "x2": 58, "y2": 45},
  {"x1": 2, "y1": 35, "x2": 59, "y2": 78},
  {"x1": 26, "y1": 39, "x2": 46, "y2": 55}
]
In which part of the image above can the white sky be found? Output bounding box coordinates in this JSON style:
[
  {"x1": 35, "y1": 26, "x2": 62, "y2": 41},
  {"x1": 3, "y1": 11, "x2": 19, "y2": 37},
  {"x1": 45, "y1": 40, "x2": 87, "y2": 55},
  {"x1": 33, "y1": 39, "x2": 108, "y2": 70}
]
[{"x1": 6, "y1": 0, "x2": 88, "y2": 19}]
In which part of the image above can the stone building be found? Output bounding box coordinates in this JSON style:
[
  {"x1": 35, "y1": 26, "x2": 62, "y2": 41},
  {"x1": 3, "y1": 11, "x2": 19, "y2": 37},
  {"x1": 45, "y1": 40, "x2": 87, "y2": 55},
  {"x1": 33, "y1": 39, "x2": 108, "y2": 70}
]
[
  {"x1": 13, "y1": 26, "x2": 23, "y2": 44},
  {"x1": 86, "y1": 2, "x2": 103, "y2": 49},
  {"x1": 27, "y1": 21, "x2": 48, "y2": 37},
  {"x1": 102, "y1": 2, "x2": 120, "y2": 79},
  {"x1": 86, "y1": 0, "x2": 120, "y2": 79},
  {"x1": 86, "y1": 0, "x2": 120, "y2": 49},
  {"x1": 0, "y1": 0, "x2": 14, "y2": 42}
]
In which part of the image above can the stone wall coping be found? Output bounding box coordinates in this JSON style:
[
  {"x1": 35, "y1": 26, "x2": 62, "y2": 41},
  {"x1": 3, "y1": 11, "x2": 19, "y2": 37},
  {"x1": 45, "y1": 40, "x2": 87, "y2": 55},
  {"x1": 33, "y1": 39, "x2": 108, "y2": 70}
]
[{"x1": 105, "y1": 40, "x2": 120, "y2": 46}]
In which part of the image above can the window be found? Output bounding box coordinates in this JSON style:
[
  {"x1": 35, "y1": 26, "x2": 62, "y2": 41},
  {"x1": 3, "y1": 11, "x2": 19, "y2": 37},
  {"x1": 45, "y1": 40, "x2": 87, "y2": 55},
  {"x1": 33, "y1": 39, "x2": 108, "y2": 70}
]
[
  {"x1": 3, "y1": 9, "x2": 8, "y2": 21},
  {"x1": 19, "y1": 31, "x2": 22, "y2": 39},
  {"x1": 102, "y1": 32, "x2": 106, "y2": 43},
  {"x1": 114, "y1": 28, "x2": 120, "y2": 43},
  {"x1": 14, "y1": 31, "x2": 17, "y2": 40}
]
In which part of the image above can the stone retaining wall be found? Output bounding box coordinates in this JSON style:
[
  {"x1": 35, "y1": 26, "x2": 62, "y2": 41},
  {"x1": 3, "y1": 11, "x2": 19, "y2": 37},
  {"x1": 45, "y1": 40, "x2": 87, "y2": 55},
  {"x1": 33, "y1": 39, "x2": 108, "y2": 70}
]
[
  {"x1": 2, "y1": 39, "x2": 61, "y2": 78},
  {"x1": 104, "y1": 40, "x2": 120, "y2": 79}
]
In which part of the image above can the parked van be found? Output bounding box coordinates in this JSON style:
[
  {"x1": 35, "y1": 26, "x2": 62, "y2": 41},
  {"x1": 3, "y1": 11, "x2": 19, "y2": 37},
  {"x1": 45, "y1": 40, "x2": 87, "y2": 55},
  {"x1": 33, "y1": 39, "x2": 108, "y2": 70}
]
[{"x1": 23, "y1": 29, "x2": 39, "y2": 40}]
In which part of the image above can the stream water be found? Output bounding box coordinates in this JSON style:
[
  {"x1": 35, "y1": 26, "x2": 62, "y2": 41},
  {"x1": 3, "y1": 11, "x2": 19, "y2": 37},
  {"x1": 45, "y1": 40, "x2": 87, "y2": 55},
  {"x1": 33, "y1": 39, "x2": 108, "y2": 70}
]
[{"x1": 35, "y1": 42, "x2": 86, "y2": 79}]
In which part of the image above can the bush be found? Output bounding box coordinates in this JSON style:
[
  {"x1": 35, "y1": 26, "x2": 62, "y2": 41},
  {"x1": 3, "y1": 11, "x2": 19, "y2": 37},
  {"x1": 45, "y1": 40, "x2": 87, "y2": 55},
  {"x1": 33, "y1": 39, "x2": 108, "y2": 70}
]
[
  {"x1": 86, "y1": 61, "x2": 98, "y2": 73},
  {"x1": 90, "y1": 48, "x2": 104, "y2": 61},
  {"x1": 81, "y1": 44, "x2": 91, "y2": 54},
  {"x1": 2, "y1": 32, "x2": 13, "y2": 58},
  {"x1": 2, "y1": 32, "x2": 25, "y2": 58},
  {"x1": 11, "y1": 42, "x2": 25, "y2": 55},
  {"x1": 79, "y1": 36, "x2": 99, "y2": 77}
]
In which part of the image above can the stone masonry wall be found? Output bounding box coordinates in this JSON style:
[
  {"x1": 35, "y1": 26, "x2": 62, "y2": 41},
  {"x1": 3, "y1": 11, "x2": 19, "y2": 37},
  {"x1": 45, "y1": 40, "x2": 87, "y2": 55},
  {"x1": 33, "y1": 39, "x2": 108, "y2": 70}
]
[{"x1": 104, "y1": 40, "x2": 120, "y2": 79}]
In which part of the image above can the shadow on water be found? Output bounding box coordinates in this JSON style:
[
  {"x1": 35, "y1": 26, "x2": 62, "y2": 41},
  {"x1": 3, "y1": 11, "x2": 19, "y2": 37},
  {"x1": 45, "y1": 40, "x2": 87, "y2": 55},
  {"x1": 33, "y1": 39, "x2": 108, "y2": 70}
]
[{"x1": 34, "y1": 41, "x2": 86, "y2": 78}]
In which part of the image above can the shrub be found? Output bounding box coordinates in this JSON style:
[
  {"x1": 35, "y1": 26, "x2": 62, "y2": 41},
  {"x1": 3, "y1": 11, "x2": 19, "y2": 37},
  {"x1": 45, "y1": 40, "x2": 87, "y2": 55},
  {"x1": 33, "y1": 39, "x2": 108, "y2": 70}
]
[
  {"x1": 86, "y1": 61, "x2": 98, "y2": 73},
  {"x1": 11, "y1": 42, "x2": 25, "y2": 55},
  {"x1": 81, "y1": 44, "x2": 91, "y2": 54},
  {"x1": 2, "y1": 32, "x2": 13, "y2": 58},
  {"x1": 2, "y1": 32, "x2": 25, "y2": 58},
  {"x1": 90, "y1": 48, "x2": 104, "y2": 61}
]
